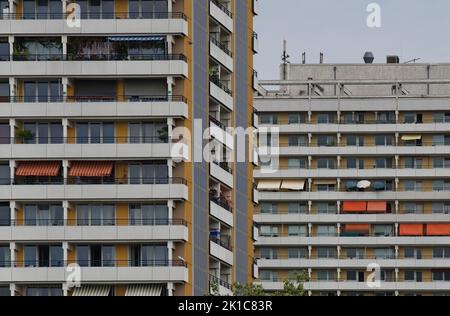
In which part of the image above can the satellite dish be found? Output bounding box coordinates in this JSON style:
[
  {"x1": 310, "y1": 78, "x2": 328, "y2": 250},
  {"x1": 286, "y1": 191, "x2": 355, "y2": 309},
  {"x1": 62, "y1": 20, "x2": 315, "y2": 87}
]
[{"x1": 357, "y1": 180, "x2": 371, "y2": 189}]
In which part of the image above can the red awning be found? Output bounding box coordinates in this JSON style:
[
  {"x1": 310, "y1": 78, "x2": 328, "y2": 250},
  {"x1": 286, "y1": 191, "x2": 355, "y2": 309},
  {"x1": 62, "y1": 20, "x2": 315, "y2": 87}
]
[
  {"x1": 69, "y1": 161, "x2": 114, "y2": 177},
  {"x1": 399, "y1": 224, "x2": 424, "y2": 236},
  {"x1": 344, "y1": 224, "x2": 370, "y2": 233},
  {"x1": 15, "y1": 161, "x2": 61, "y2": 177},
  {"x1": 367, "y1": 201, "x2": 387, "y2": 214},
  {"x1": 426, "y1": 224, "x2": 450, "y2": 236},
  {"x1": 342, "y1": 201, "x2": 367, "y2": 213}
]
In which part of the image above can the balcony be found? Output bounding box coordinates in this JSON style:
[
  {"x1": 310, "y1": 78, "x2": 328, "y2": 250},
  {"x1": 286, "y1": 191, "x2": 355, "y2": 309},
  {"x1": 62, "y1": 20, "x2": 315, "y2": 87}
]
[
  {"x1": 209, "y1": 274, "x2": 233, "y2": 296},
  {"x1": 209, "y1": 0, "x2": 233, "y2": 32},
  {"x1": 210, "y1": 36, "x2": 233, "y2": 72},
  {"x1": 0, "y1": 260, "x2": 188, "y2": 283},
  {"x1": 210, "y1": 199, "x2": 233, "y2": 227},
  {"x1": 0, "y1": 95, "x2": 188, "y2": 119},
  {"x1": 210, "y1": 237, "x2": 234, "y2": 265},
  {"x1": 0, "y1": 177, "x2": 188, "y2": 201},
  {"x1": 0, "y1": 137, "x2": 186, "y2": 160},
  {"x1": 252, "y1": 32, "x2": 259, "y2": 54},
  {"x1": 0, "y1": 54, "x2": 188, "y2": 77},
  {"x1": 0, "y1": 219, "x2": 189, "y2": 242},
  {"x1": 0, "y1": 12, "x2": 188, "y2": 36},
  {"x1": 210, "y1": 77, "x2": 233, "y2": 111},
  {"x1": 210, "y1": 161, "x2": 233, "y2": 188}
]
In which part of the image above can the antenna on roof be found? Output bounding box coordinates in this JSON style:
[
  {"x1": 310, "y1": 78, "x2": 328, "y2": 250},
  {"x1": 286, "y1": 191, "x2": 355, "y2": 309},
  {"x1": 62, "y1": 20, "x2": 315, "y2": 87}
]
[
  {"x1": 403, "y1": 58, "x2": 421, "y2": 64},
  {"x1": 281, "y1": 40, "x2": 290, "y2": 80}
]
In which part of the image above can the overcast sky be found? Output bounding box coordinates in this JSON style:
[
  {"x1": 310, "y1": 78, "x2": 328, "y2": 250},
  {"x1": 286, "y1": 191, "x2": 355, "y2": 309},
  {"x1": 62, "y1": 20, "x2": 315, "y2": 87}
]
[{"x1": 254, "y1": 0, "x2": 450, "y2": 79}]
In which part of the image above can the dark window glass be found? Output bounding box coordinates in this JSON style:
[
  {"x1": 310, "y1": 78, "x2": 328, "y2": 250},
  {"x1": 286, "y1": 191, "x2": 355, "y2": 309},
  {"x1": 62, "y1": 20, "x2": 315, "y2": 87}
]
[{"x1": 0, "y1": 203, "x2": 10, "y2": 226}]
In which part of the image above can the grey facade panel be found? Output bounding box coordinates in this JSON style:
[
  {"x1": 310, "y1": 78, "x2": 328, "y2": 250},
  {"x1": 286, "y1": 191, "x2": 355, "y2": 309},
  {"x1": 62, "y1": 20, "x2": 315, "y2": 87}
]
[{"x1": 192, "y1": 0, "x2": 210, "y2": 296}]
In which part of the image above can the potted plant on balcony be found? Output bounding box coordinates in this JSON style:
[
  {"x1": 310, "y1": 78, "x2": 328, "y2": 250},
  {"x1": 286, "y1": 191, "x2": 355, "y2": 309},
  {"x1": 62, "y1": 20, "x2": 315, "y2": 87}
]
[{"x1": 15, "y1": 129, "x2": 34, "y2": 144}]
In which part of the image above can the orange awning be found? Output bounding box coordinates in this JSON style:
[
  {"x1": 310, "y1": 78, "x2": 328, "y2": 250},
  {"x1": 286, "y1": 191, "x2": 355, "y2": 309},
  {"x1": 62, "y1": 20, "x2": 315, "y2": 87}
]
[
  {"x1": 426, "y1": 224, "x2": 450, "y2": 236},
  {"x1": 344, "y1": 224, "x2": 370, "y2": 233},
  {"x1": 342, "y1": 201, "x2": 367, "y2": 213},
  {"x1": 16, "y1": 161, "x2": 61, "y2": 177},
  {"x1": 69, "y1": 161, "x2": 114, "y2": 177},
  {"x1": 367, "y1": 201, "x2": 387, "y2": 214},
  {"x1": 399, "y1": 224, "x2": 424, "y2": 236}
]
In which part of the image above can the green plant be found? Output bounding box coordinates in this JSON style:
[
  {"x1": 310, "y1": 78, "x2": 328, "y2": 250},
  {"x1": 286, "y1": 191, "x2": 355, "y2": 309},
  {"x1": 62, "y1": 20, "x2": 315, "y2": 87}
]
[{"x1": 16, "y1": 129, "x2": 34, "y2": 141}]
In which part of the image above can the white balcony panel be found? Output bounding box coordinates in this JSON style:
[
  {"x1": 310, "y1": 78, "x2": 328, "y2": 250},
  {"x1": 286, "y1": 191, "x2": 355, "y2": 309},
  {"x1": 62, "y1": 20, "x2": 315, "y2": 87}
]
[
  {"x1": 255, "y1": 236, "x2": 450, "y2": 246},
  {"x1": 210, "y1": 82, "x2": 233, "y2": 111},
  {"x1": 218, "y1": 284, "x2": 233, "y2": 296},
  {"x1": 2, "y1": 60, "x2": 188, "y2": 77},
  {"x1": 257, "y1": 259, "x2": 450, "y2": 269},
  {"x1": 1, "y1": 184, "x2": 188, "y2": 201},
  {"x1": 0, "y1": 144, "x2": 174, "y2": 159},
  {"x1": 210, "y1": 201, "x2": 233, "y2": 227},
  {"x1": 0, "y1": 226, "x2": 188, "y2": 242},
  {"x1": 0, "y1": 101, "x2": 188, "y2": 119},
  {"x1": 0, "y1": 267, "x2": 188, "y2": 283},
  {"x1": 209, "y1": 121, "x2": 234, "y2": 149},
  {"x1": 209, "y1": 1, "x2": 233, "y2": 32},
  {"x1": 254, "y1": 213, "x2": 450, "y2": 224},
  {"x1": 210, "y1": 161, "x2": 233, "y2": 188},
  {"x1": 258, "y1": 281, "x2": 450, "y2": 292},
  {"x1": 210, "y1": 41, "x2": 233, "y2": 72},
  {"x1": 210, "y1": 241, "x2": 234, "y2": 266},
  {"x1": 253, "y1": 188, "x2": 259, "y2": 204},
  {"x1": 253, "y1": 263, "x2": 259, "y2": 279},
  {"x1": 0, "y1": 18, "x2": 188, "y2": 36}
]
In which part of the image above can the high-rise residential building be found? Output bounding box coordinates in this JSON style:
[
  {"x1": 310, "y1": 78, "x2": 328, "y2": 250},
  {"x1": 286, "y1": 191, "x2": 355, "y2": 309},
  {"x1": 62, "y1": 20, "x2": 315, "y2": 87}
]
[
  {"x1": 254, "y1": 58, "x2": 450, "y2": 296},
  {"x1": 0, "y1": 0, "x2": 257, "y2": 296}
]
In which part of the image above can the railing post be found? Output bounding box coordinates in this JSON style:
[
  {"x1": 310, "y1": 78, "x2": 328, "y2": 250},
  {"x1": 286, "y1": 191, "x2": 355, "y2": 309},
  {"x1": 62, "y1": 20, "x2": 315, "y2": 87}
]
[{"x1": 9, "y1": 201, "x2": 16, "y2": 224}]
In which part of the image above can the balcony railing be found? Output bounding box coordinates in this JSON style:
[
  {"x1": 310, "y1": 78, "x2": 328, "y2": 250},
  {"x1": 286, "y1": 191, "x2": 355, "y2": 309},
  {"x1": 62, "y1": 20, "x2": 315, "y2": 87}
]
[
  {"x1": 0, "y1": 136, "x2": 170, "y2": 145},
  {"x1": 0, "y1": 12, "x2": 188, "y2": 20},
  {"x1": 210, "y1": 235, "x2": 233, "y2": 251},
  {"x1": 0, "y1": 260, "x2": 187, "y2": 268},
  {"x1": 210, "y1": 196, "x2": 233, "y2": 213},
  {"x1": 1, "y1": 177, "x2": 187, "y2": 185},
  {"x1": 268, "y1": 140, "x2": 450, "y2": 148},
  {"x1": 210, "y1": 274, "x2": 232, "y2": 290},
  {"x1": 0, "y1": 95, "x2": 187, "y2": 103},
  {"x1": 4, "y1": 53, "x2": 187, "y2": 62},
  {"x1": 0, "y1": 218, "x2": 188, "y2": 227},
  {"x1": 210, "y1": 0, "x2": 233, "y2": 17},
  {"x1": 210, "y1": 76, "x2": 232, "y2": 96},
  {"x1": 210, "y1": 36, "x2": 232, "y2": 57},
  {"x1": 212, "y1": 160, "x2": 233, "y2": 174},
  {"x1": 209, "y1": 115, "x2": 229, "y2": 131}
]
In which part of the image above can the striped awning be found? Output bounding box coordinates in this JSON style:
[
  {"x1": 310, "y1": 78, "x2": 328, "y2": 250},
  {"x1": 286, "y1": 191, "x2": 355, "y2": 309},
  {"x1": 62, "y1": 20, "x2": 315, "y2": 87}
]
[
  {"x1": 125, "y1": 284, "x2": 164, "y2": 296},
  {"x1": 15, "y1": 161, "x2": 61, "y2": 177},
  {"x1": 72, "y1": 285, "x2": 111, "y2": 296},
  {"x1": 69, "y1": 161, "x2": 113, "y2": 177}
]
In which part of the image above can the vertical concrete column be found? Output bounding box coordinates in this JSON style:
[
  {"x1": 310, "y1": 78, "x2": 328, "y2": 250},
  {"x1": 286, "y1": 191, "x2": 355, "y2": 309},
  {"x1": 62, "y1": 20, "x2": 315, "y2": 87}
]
[
  {"x1": 307, "y1": 201, "x2": 312, "y2": 214},
  {"x1": 62, "y1": 118, "x2": 69, "y2": 141},
  {"x1": 337, "y1": 268, "x2": 341, "y2": 281},
  {"x1": 9, "y1": 77, "x2": 15, "y2": 100},
  {"x1": 308, "y1": 223, "x2": 312, "y2": 237},
  {"x1": 336, "y1": 178, "x2": 341, "y2": 192},
  {"x1": 62, "y1": 77, "x2": 68, "y2": 99},
  {"x1": 7, "y1": 0, "x2": 14, "y2": 14},
  {"x1": 167, "y1": 117, "x2": 174, "y2": 141},
  {"x1": 61, "y1": 0, "x2": 67, "y2": 14},
  {"x1": 308, "y1": 156, "x2": 312, "y2": 169},
  {"x1": 167, "y1": 283, "x2": 174, "y2": 296},
  {"x1": 8, "y1": 35, "x2": 13, "y2": 57},
  {"x1": 167, "y1": 0, "x2": 172, "y2": 12},
  {"x1": 394, "y1": 223, "x2": 399, "y2": 237},
  {"x1": 395, "y1": 245, "x2": 399, "y2": 259},
  {"x1": 9, "y1": 160, "x2": 16, "y2": 184},
  {"x1": 337, "y1": 223, "x2": 341, "y2": 237},
  {"x1": 9, "y1": 201, "x2": 16, "y2": 223},
  {"x1": 167, "y1": 35, "x2": 174, "y2": 55},
  {"x1": 62, "y1": 160, "x2": 69, "y2": 183},
  {"x1": 337, "y1": 156, "x2": 341, "y2": 169},
  {"x1": 9, "y1": 284, "x2": 16, "y2": 297},
  {"x1": 308, "y1": 246, "x2": 312, "y2": 259},
  {"x1": 337, "y1": 133, "x2": 341, "y2": 146},
  {"x1": 395, "y1": 200, "x2": 399, "y2": 214},
  {"x1": 61, "y1": 35, "x2": 67, "y2": 57},
  {"x1": 167, "y1": 200, "x2": 174, "y2": 220},
  {"x1": 395, "y1": 268, "x2": 399, "y2": 282},
  {"x1": 63, "y1": 242, "x2": 69, "y2": 263},
  {"x1": 337, "y1": 201, "x2": 341, "y2": 215},
  {"x1": 63, "y1": 200, "x2": 69, "y2": 224},
  {"x1": 337, "y1": 245, "x2": 341, "y2": 259},
  {"x1": 167, "y1": 159, "x2": 173, "y2": 178},
  {"x1": 9, "y1": 118, "x2": 15, "y2": 142},
  {"x1": 395, "y1": 155, "x2": 399, "y2": 169},
  {"x1": 308, "y1": 178, "x2": 312, "y2": 192}
]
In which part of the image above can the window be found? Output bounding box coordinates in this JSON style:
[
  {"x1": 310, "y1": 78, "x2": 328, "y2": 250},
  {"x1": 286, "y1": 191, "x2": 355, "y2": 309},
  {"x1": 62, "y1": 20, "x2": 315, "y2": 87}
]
[
  {"x1": 404, "y1": 181, "x2": 422, "y2": 192},
  {"x1": 76, "y1": 204, "x2": 115, "y2": 226},
  {"x1": 342, "y1": 112, "x2": 365, "y2": 124},
  {"x1": 377, "y1": 112, "x2": 395, "y2": 123},
  {"x1": 317, "y1": 270, "x2": 336, "y2": 281},
  {"x1": 346, "y1": 271, "x2": 365, "y2": 282},
  {"x1": 317, "y1": 135, "x2": 335, "y2": 147},
  {"x1": 317, "y1": 113, "x2": 336, "y2": 124},
  {"x1": 129, "y1": 122, "x2": 168, "y2": 144},
  {"x1": 317, "y1": 225, "x2": 336, "y2": 237},
  {"x1": 404, "y1": 113, "x2": 422, "y2": 124},
  {"x1": 288, "y1": 158, "x2": 307, "y2": 169},
  {"x1": 433, "y1": 157, "x2": 450, "y2": 169},
  {"x1": 259, "y1": 226, "x2": 278, "y2": 237},
  {"x1": 433, "y1": 248, "x2": 450, "y2": 259},
  {"x1": 259, "y1": 114, "x2": 277, "y2": 125},
  {"x1": 404, "y1": 203, "x2": 423, "y2": 214},
  {"x1": 23, "y1": 0, "x2": 62, "y2": 19},
  {"x1": 24, "y1": 204, "x2": 63, "y2": 226},
  {"x1": 23, "y1": 80, "x2": 62, "y2": 102},
  {"x1": 129, "y1": 204, "x2": 168, "y2": 225},
  {"x1": 317, "y1": 158, "x2": 335, "y2": 169},
  {"x1": 129, "y1": 0, "x2": 168, "y2": 19},
  {"x1": 0, "y1": 42, "x2": 9, "y2": 62},
  {"x1": 347, "y1": 158, "x2": 364, "y2": 169},
  {"x1": 130, "y1": 244, "x2": 168, "y2": 267},
  {"x1": 288, "y1": 248, "x2": 307, "y2": 259},
  {"x1": 0, "y1": 286, "x2": 9, "y2": 296},
  {"x1": 317, "y1": 247, "x2": 337, "y2": 259},
  {"x1": 288, "y1": 113, "x2": 306, "y2": 125},
  {"x1": 432, "y1": 203, "x2": 450, "y2": 214},
  {"x1": 22, "y1": 122, "x2": 63, "y2": 144},
  {"x1": 433, "y1": 271, "x2": 450, "y2": 282},
  {"x1": 260, "y1": 203, "x2": 277, "y2": 214},
  {"x1": 346, "y1": 248, "x2": 364, "y2": 259},
  {"x1": 260, "y1": 248, "x2": 277, "y2": 260},
  {"x1": 128, "y1": 162, "x2": 168, "y2": 184},
  {"x1": 374, "y1": 248, "x2": 394, "y2": 259},
  {"x1": 0, "y1": 246, "x2": 10, "y2": 267},
  {"x1": 259, "y1": 270, "x2": 278, "y2": 282},
  {"x1": 404, "y1": 248, "x2": 422, "y2": 259},
  {"x1": 346, "y1": 135, "x2": 364, "y2": 146},
  {"x1": 77, "y1": 244, "x2": 115, "y2": 267},
  {"x1": 404, "y1": 157, "x2": 423, "y2": 169},
  {"x1": 76, "y1": 122, "x2": 115, "y2": 144},
  {"x1": 433, "y1": 180, "x2": 450, "y2": 192},
  {"x1": 0, "y1": 164, "x2": 9, "y2": 185},
  {"x1": 433, "y1": 112, "x2": 450, "y2": 123},
  {"x1": 75, "y1": 0, "x2": 115, "y2": 19},
  {"x1": 25, "y1": 287, "x2": 63, "y2": 296},
  {"x1": 373, "y1": 225, "x2": 393, "y2": 237},
  {"x1": 288, "y1": 135, "x2": 308, "y2": 147},
  {"x1": 288, "y1": 225, "x2": 307, "y2": 237},
  {"x1": 375, "y1": 134, "x2": 394, "y2": 146},
  {"x1": 24, "y1": 245, "x2": 63, "y2": 267},
  {"x1": 375, "y1": 157, "x2": 393, "y2": 169},
  {"x1": 317, "y1": 202, "x2": 336, "y2": 214},
  {"x1": 0, "y1": 203, "x2": 9, "y2": 226},
  {"x1": 405, "y1": 271, "x2": 423, "y2": 282},
  {"x1": 288, "y1": 203, "x2": 307, "y2": 214}
]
